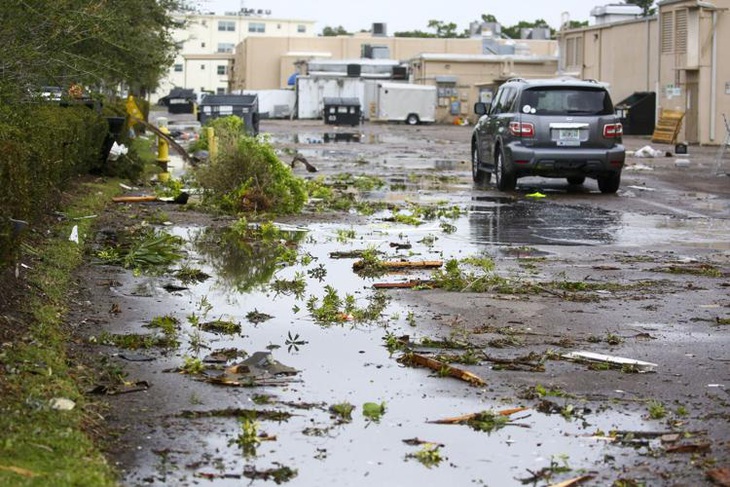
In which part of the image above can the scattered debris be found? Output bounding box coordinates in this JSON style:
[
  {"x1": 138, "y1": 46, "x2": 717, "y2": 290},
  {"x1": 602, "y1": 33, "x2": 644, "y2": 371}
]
[
  {"x1": 88, "y1": 380, "x2": 151, "y2": 395},
  {"x1": 290, "y1": 153, "x2": 318, "y2": 172},
  {"x1": 526, "y1": 191, "x2": 547, "y2": 199},
  {"x1": 200, "y1": 319, "x2": 242, "y2": 334},
  {"x1": 373, "y1": 279, "x2": 435, "y2": 289},
  {"x1": 0, "y1": 465, "x2": 38, "y2": 478},
  {"x1": 665, "y1": 441, "x2": 711, "y2": 454},
  {"x1": 49, "y1": 397, "x2": 75, "y2": 411},
  {"x1": 243, "y1": 464, "x2": 298, "y2": 484},
  {"x1": 112, "y1": 192, "x2": 189, "y2": 205},
  {"x1": 400, "y1": 353, "x2": 486, "y2": 386},
  {"x1": 362, "y1": 401, "x2": 386, "y2": 422},
  {"x1": 546, "y1": 475, "x2": 595, "y2": 487},
  {"x1": 354, "y1": 259, "x2": 442, "y2": 272},
  {"x1": 118, "y1": 353, "x2": 154, "y2": 362},
  {"x1": 402, "y1": 438, "x2": 445, "y2": 447},
  {"x1": 633, "y1": 145, "x2": 665, "y2": 158},
  {"x1": 204, "y1": 351, "x2": 298, "y2": 387},
  {"x1": 429, "y1": 407, "x2": 528, "y2": 425},
  {"x1": 69, "y1": 225, "x2": 79, "y2": 244},
  {"x1": 389, "y1": 242, "x2": 412, "y2": 250},
  {"x1": 562, "y1": 351, "x2": 658, "y2": 373},
  {"x1": 707, "y1": 467, "x2": 730, "y2": 486}
]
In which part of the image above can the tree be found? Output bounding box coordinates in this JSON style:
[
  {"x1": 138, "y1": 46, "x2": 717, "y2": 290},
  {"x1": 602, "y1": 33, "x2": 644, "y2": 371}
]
[
  {"x1": 627, "y1": 0, "x2": 657, "y2": 16},
  {"x1": 321, "y1": 26, "x2": 350, "y2": 37},
  {"x1": 0, "y1": 0, "x2": 183, "y2": 101},
  {"x1": 426, "y1": 20, "x2": 468, "y2": 38},
  {"x1": 501, "y1": 19, "x2": 554, "y2": 40}
]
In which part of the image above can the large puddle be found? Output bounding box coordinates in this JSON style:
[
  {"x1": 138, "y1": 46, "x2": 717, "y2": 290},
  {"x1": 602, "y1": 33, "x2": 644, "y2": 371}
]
[{"x1": 114, "y1": 199, "x2": 730, "y2": 485}]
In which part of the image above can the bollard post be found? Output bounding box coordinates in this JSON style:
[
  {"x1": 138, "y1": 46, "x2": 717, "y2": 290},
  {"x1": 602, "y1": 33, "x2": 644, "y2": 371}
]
[
  {"x1": 206, "y1": 127, "x2": 217, "y2": 159},
  {"x1": 156, "y1": 117, "x2": 171, "y2": 182}
]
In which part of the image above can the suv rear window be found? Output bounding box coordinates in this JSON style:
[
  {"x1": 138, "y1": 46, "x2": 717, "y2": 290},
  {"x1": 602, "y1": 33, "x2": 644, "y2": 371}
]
[{"x1": 519, "y1": 87, "x2": 614, "y2": 116}]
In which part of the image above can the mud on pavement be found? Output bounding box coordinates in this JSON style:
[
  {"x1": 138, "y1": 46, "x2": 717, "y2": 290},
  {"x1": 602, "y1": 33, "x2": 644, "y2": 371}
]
[{"x1": 69, "y1": 119, "x2": 730, "y2": 486}]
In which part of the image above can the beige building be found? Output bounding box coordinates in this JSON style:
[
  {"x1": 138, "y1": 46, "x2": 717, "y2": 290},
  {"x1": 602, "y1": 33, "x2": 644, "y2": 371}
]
[
  {"x1": 230, "y1": 35, "x2": 558, "y2": 122},
  {"x1": 153, "y1": 11, "x2": 316, "y2": 102},
  {"x1": 230, "y1": 35, "x2": 490, "y2": 91},
  {"x1": 408, "y1": 51, "x2": 558, "y2": 122},
  {"x1": 559, "y1": 0, "x2": 730, "y2": 145}
]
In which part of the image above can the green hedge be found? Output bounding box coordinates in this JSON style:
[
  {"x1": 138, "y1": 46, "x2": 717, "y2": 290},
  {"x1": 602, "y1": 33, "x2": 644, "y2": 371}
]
[{"x1": 0, "y1": 103, "x2": 108, "y2": 263}]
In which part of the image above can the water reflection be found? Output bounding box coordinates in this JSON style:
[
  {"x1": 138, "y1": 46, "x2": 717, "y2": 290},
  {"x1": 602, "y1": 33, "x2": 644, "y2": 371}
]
[
  {"x1": 192, "y1": 226, "x2": 305, "y2": 293},
  {"x1": 469, "y1": 197, "x2": 621, "y2": 246}
]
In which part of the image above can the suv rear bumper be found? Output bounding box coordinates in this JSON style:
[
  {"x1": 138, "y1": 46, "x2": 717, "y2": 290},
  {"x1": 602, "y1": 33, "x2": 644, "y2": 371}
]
[{"x1": 506, "y1": 143, "x2": 625, "y2": 177}]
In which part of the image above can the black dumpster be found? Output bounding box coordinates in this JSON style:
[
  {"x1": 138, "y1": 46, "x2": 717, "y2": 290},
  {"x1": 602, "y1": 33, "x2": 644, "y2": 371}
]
[
  {"x1": 323, "y1": 97, "x2": 361, "y2": 126},
  {"x1": 159, "y1": 88, "x2": 196, "y2": 114},
  {"x1": 615, "y1": 91, "x2": 655, "y2": 136},
  {"x1": 198, "y1": 94, "x2": 259, "y2": 136}
]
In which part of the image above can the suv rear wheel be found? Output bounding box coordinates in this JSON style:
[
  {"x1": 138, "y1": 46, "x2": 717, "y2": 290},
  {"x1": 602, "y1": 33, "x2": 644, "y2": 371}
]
[
  {"x1": 597, "y1": 172, "x2": 621, "y2": 194},
  {"x1": 471, "y1": 144, "x2": 491, "y2": 184},
  {"x1": 495, "y1": 147, "x2": 516, "y2": 191}
]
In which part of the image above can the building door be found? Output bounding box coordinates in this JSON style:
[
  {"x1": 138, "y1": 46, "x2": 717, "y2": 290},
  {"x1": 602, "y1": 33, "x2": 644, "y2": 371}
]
[{"x1": 685, "y1": 70, "x2": 699, "y2": 144}]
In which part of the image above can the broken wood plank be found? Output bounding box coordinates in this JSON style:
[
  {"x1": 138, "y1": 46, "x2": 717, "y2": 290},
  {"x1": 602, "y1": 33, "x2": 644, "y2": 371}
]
[
  {"x1": 429, "y1": 407, "x2": 529, "y2": 424},
  {"x1": 562, "y1": 351, "x2": 658, "y2": 373},
  {"x1": 353, "y1": 260, "x2": 443, "y2": 271},
  {"x1": 401, "y1": 353, "x2": 486, "y2": 386}
]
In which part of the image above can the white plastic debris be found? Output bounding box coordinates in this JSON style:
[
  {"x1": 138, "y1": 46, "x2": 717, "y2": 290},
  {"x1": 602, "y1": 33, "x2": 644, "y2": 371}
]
[
  {"x1": 634, "y1": 145, "x2": 664, "y2": 158},
  {"x1": 108, "y1": 141, "x2": 129, "y2": 161},
  {"x1": 69, "y1": 225, "x2": 79, "y2": 244},
  {"x1": 562, "y1": 351, "x2": 658, "y2": 373},
  {"x1": 49, "y1": 397, "x2": 76, "y2": 410}
]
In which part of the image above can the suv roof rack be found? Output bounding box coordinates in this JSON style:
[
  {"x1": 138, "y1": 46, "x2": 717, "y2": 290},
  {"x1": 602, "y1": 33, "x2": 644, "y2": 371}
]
[{"x1": 505, "y1": 77, "x2": 525, "y2": 83}]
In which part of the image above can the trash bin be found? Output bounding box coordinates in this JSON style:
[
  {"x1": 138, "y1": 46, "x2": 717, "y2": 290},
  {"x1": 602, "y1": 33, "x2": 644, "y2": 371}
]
[
  {"x1": 615, "y1": 92, "x2": 655, "y2": 136},
  {"x1": 198, "y1": 94, "x2": 259, "y2": 136},
  {"x1": 322, "y1": 97, "x2": 361, "y2": 126}
]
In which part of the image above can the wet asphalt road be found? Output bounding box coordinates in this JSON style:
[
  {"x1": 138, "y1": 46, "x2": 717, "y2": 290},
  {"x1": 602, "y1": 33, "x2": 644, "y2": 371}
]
[{"x1": 74, "y1": 117, "x2": 730, "y2": 486}]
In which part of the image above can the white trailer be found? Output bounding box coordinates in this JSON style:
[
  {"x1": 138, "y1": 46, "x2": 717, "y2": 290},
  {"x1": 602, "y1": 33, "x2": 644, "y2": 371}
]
[
  {"x1": 368, "y1": 82, "x2": 436, "y2": 125},
  {"x1": 296, "y1": 76, "x2": 364, "y2": 120},
  {"x1": 238, "y1": 90, "x2": 296, "y2": 119}
]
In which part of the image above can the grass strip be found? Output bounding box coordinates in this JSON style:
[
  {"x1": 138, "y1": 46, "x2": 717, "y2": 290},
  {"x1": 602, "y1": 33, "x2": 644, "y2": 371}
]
[{"x1": 0, "y1": 180, "x2": 119, "y2": 487}]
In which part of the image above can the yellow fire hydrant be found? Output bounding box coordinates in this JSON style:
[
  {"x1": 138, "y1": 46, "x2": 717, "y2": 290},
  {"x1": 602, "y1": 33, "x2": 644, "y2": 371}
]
[
  {"x1": 206, "y1": 126, "x2": 217, "y2": 160},
  {"x1": 156, "y1": 117, "x2": 171, "y2": 182}
]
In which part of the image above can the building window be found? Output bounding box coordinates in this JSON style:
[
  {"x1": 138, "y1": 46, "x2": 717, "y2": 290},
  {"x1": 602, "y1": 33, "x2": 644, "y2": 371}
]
[
  {"x1": 217, "y1": 43, "x2": 235, "y2": 53},
  {"x1": 174, "y1": 64, "x2": 183, "y2": 72},
  {"x1": 564, "y1": 35, "x2": 583, "y2": 69},
  {"x1": 249, "y1": 22, "x2": 265, "y2": 33},
  {"x1": 661, "y1": 11, "x2": 673, "y2": 53},
  {"x1": 217, "y1": 65, "x2": 227, "y2": 75},
  {"x1": 216, "y1": 88, "x2": 226, "y2": 95},
  {"x1": 218, "y1": 20, "x2": 235, "y2": 32},
  {"x1": 297, "y1": 24, "x2": 306, "y2": 33},
  {"x1": 675, "y1": 9, "x2": 687, "y2": 54},
  {"x1": 201, "y1": 42, "x2": 206, "y2": 48},
  {"x1": 200, "y1": 64, "x2": 205, "y2": 70}
]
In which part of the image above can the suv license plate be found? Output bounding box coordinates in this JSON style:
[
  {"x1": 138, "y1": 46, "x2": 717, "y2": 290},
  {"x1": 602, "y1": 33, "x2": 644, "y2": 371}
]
[{"x1": 558, "y1": 129, "x2": 580, "y2": 146}]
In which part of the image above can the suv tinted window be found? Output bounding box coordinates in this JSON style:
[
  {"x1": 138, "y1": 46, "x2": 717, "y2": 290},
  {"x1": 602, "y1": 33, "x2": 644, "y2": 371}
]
[
  {"x1": 491, "y1": 86, "x2": 518, "y2": 115},
  {"x1": 519, "y1": 87, "x2": 613, "y2": 116}
]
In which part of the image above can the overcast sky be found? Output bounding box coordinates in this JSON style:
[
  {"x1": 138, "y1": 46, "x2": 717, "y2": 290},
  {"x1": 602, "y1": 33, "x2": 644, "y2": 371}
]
[{"x1": 200, "y1": 0, "x2": 604, "y2": 33}]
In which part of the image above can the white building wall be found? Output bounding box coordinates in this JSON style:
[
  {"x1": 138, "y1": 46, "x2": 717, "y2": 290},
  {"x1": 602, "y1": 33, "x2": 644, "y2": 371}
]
[{"x1": 153, "y1": 12, "x2": 316, "y2": 103}]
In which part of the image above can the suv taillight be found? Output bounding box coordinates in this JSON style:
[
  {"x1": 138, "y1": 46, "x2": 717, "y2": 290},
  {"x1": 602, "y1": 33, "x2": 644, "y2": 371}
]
[
  {"x1": 603, "y1": 122, "x2": 623, "y2": 138},
  {"x1": 509, "y1": 121, "x2": 535, "y2": 137}
]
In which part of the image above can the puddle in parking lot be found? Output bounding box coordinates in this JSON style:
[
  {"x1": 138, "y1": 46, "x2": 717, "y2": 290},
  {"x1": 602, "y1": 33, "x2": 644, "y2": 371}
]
[{"x1": 117, "y1": 221, "x2": 670, "y2": 486}]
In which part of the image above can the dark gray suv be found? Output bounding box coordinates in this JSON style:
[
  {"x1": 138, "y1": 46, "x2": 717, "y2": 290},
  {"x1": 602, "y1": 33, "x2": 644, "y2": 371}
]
[{"x1": 471, "y1": 78, "x2": 625, "y2": 193}]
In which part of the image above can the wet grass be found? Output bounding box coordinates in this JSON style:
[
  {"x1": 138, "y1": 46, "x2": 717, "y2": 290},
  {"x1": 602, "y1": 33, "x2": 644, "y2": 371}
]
[{"x1": 0, "y1": 181, "x2": 119, "y2": 486}]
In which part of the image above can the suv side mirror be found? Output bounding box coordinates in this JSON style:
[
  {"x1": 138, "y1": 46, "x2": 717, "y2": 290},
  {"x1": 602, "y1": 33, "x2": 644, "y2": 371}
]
[{"x1": 474, "y1": 102, "x2": 490, "y2": 116}]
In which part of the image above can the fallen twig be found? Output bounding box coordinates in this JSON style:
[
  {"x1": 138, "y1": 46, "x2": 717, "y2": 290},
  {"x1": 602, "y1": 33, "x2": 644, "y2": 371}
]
[
  {"x1": 429, "y1": 407, "x2": 528, "y2": 424},
  {"x1": 400, "y1": 353, "x2": 485, "y2": 386}
]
